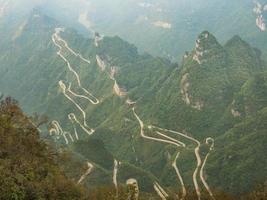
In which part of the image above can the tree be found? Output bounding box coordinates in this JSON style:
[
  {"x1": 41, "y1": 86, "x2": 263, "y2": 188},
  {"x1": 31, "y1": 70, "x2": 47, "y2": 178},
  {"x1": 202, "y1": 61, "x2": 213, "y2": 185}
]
[{"x1": 0, "y1": 97, "x2": 88, "y2": 200}]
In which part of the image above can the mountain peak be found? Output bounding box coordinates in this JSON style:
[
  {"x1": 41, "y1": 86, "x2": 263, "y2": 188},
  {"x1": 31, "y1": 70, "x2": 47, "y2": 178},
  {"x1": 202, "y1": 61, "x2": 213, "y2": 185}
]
[
  {"x1": 26, "y1": 8, "x2": 58, "y2": 29},
  {"x1": 196, "y1": 31, "x2": 221, "y2": 50},
  {"x1": 192, "y1": 31, "x2": 223, "y2": 64},
  {"x1": 224, "y1": 35, "x2": 263, "y2": 72},
  {"x1": 225, "y1": 35, "x2": 251, "y2": 49}
]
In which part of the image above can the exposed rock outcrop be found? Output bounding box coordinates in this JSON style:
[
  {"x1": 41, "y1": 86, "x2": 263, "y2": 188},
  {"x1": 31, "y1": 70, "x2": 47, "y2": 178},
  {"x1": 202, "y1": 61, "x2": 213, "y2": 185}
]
[
  {"x1": 253, "y1": 1, "x2": 266, "y2": 31},
  {"x1": 256, "y1": 15, "x2": 266, "y2": 31},
  {"x1": 180, "y1": 73, "x2": 204, "y2": 110},
  {"x1": 113, "y1": 80, "x2": 127, "y2": 97},
  {"x1": 94, "y1": 32, "x2": 103, "y2": 47},
  {"x1": 192, "y1": 31, "x2": 224, "y2": 65},
  {"x1": 231, "y1": 109, "x2": 241, "y2": 117},
  {"x1": 109, "y1": 66, "x2": 118, "y2": 80},
  {"x1": 193, "y1": 32, "x2": 210, "y2": 64},
  {"x1": 96, "y1": 55, "x2": 106, "y2": 71},
  {"x1": 126, "y1": 179, "x2": 139, "y2": 200}
]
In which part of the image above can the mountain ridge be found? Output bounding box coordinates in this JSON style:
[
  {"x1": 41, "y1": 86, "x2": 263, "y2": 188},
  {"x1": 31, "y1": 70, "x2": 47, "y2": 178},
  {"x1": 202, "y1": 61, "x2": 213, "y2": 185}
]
[{"x1": 0, "y1": 11, "x2": 266, "y2": 197}]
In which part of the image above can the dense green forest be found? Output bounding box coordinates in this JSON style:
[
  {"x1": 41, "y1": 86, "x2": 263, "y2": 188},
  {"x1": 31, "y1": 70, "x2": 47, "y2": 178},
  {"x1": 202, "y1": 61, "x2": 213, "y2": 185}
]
[
  {"x1": 0, "y1": 97, "x2": 88, "y2": 200},
  {"x1": 1, "y1": 97, "x2": 266, "y2": 199}
]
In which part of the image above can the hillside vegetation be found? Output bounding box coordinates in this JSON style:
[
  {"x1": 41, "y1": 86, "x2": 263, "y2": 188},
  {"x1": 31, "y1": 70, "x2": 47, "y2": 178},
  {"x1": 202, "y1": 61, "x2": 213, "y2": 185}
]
[
  {"x1": 0, "y1": 10, "x2": 266, "y2": 198},
  {"x1": 0, "y1": 97, "x2": 88, "y2": 200}
]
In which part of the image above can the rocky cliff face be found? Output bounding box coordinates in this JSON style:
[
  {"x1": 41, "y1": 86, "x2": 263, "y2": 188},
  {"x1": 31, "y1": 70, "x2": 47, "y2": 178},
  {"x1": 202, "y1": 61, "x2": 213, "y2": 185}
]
[{"x1": 254, "y1": 1, "x2": 267, "y2": 31}]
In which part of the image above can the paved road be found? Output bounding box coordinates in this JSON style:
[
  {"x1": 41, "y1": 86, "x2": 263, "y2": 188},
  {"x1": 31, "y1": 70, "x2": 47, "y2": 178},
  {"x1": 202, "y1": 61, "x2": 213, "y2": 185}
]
[{"x1": 77, "y1": 162, "x2": 94, "y2": 184}]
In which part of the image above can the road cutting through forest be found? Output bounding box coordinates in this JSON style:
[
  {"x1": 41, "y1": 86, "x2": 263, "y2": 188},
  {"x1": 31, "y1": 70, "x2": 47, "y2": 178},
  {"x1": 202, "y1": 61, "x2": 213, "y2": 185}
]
[
  {"x1": 51, "y1": 27, "x2": 216, "y2": 199},
  {"x1": 132, "y1": 107, "x2": 215, "y2": 200},
  {"x1": 153, "y1": 182, "x2": 169, "y2": 200},
  {"x1": 77, "y1": 162, "x2": 94, "y2": 184},
  {"x1": 49, "y1": 120, "x2": 74, "y2": 145},
  {"x1": 172, "y1": 152, "x2": 187, "y2": 200},
  {"x1": 113, "y1": 159, "x2": 120, "y2": 198},
  {"x1": 200, "y1": 138, "x2": 215, "y2": 200},
  {"x1": 68, "y1": 113, "x2": 79, "y2": 140},
  {"x1": 59, "y1": 81, "x2": 95, "y2": 136},
  {"x1": 52, "y1": 28, "x2": 99, "y2": 105},
  {"x1": 149, "y1": 125, "x2": 203, "y2": 200},
  {"x1": 54, "y1": 28, "x2": 91, "y2": 64},
  {"x1": 132, "y1": 108, "x2": 187, "y2": 199}
]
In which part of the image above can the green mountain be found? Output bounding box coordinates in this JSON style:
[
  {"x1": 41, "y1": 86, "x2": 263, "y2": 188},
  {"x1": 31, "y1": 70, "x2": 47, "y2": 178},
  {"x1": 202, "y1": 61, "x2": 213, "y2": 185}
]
[
  {"x1": 54, "y1": 0, "x2": 267, "y2": 61},
  {"x1": 0, "y1": 10, "x2": 267, "y2": 198},
  {"x1": 2, "y1": 0, "x2": 267, "y2": 61}
]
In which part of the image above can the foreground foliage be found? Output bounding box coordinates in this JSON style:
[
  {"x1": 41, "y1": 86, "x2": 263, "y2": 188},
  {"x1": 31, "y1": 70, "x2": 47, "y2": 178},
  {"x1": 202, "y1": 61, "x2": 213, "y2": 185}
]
[{"x1": 0, "y1": 97, "x2": 87, "y2": 200}]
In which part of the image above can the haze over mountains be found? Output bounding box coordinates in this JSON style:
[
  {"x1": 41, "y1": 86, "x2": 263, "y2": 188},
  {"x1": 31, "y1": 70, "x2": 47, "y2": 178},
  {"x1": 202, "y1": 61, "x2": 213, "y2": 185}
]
[
  {"x1": 0, "y1": 0, "x2": 267, "y2": 200},
  {"x1": 1, "y1": 0, "x2": 267, "y2": 60}
]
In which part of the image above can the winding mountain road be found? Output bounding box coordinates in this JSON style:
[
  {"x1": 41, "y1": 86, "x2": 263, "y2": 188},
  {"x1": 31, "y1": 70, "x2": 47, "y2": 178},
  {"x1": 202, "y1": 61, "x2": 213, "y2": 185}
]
[
  {"x1": 132, "y1": 108, "x2": 215, "y2": 200},
  {"x1": 28, "y1": 119, "x2": 42, "y2": 133},
  {"x1": 200, "y1": 138, "x2": 215, "y2": 200},
  {"x1": 132, "y1": 108, "x2": 183, "y2": 148},
  {"x1": 52, "y1": 28, "x2": 99, "y2": 104},
  {"x1": 53, "y1": 28, "x2": 91, "y2": 64},
  {"x1": 51, "y1": 27, "x2": 216, "y2": 199},
  {"x1": 132, "y1": 108, "x2": 187, "y2": 199},
  {"x1": 68, "y1": 113, "x2": 79, "y2": 140},
  {"x1": 113, "y1": 159, "x2": 120, "y2": 198},
  {"x1": 77, "y1": 162, "x2": 94, "y2": 184},
  {"x1": 150, "y1": 125, "x2": 202, "y2": 200},
  {"x1": 172, "y1": 152, "x2": 186, "y2": 200},
  {"x1": 153, "y1": 182, "x2": 169, "y2": 200},
  {"x1": 59, "y1": 81, "x2": 95, "y2": 135},
  {"x1": 49, "y1": 120, "x2": 74, "y2": 145},
  {"x1": 68, "y1": 83, "x2": 99, "y2": 105}
]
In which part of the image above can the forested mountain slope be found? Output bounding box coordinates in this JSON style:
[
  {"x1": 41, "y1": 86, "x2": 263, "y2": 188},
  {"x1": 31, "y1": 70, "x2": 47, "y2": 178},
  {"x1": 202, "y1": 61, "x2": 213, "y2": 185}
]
[
  {"x1": 0, "y1": 10, "x2": 266, "y2": 198},
  {"x1": 0, "y1": 97, "x2": 88, "y2": 200}
]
